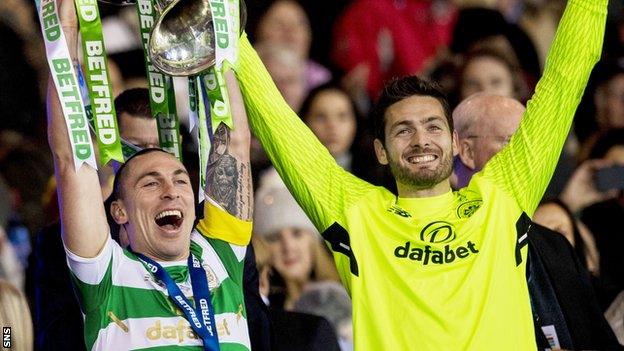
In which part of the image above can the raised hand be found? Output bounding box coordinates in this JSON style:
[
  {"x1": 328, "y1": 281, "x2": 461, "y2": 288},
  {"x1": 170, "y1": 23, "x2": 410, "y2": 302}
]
[{"x1": 561, "y1": 159, "x2": 619, "y2": 213}]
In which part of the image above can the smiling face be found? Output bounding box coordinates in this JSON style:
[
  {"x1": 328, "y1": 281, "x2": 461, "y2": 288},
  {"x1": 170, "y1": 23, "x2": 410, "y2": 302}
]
[
  {"x1": 374, "y1": 95, "x2": 458, "y2": 196},
  {"x1": 265, "y1": 227, "x2": 315, "y2": 282},
  {"x1": 111, "y1": 151, "x2": 195, "y2": 261}
]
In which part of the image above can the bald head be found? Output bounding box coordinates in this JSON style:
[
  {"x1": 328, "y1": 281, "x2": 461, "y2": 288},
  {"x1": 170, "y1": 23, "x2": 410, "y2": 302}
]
[{"x1": 453, "y1": 93, "x2": 525, "y2": 171}]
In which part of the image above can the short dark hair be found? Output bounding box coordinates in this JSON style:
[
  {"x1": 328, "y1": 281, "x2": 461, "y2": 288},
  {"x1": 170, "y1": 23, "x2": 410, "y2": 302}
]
[
  {"x1": 372, "y1": 76, "x2": 452, "y2": 143},
  {"x1": 114, "y1": 88, "x2": 152, "y2": 120},
  {"x1": 298, "y1": 82, "x2": 356, "y2": 119},
  {"x1": 111, "y1": 148, "x2": 171, "y2": 201}
]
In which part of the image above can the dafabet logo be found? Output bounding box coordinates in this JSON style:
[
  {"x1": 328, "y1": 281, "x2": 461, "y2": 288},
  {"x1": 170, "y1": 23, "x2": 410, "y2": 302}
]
[
  {"x1": 146, "y1": 320, "x2": 198, "y2": 343},
  {"x1": 394, "y1": 221, "x2": 479, "y2": 265}
]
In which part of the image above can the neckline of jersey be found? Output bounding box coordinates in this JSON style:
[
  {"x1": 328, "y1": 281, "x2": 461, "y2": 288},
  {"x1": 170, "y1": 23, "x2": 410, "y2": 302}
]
[{"x1": 395, "y1": 190, "x2": 455, "y2": 215}]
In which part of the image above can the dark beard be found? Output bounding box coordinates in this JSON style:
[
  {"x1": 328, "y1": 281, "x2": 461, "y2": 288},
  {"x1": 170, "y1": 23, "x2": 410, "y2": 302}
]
[{"x1": 388, "y1": 152, "x2": 453, "y2": 189}]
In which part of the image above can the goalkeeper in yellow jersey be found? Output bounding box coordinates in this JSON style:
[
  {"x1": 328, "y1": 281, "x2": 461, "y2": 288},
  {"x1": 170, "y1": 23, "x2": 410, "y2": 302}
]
[{"x1": 235, "y1": 0, "x2": 608, "y2": 349}]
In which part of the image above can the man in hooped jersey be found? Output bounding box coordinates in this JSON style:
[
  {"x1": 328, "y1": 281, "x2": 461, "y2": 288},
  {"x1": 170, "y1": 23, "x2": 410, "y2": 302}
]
[
  {"x1": 47, "y1": 0, "x2": 253, "y2": 349},
  {"x1": 234, "y1": 0, "x2": 608, "y2": 349}
]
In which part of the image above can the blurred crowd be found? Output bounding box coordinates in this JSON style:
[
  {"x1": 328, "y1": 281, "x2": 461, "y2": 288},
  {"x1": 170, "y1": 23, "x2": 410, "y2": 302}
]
[{"x1": 1, "y1": 0, "x2": 624, "y2": 349}]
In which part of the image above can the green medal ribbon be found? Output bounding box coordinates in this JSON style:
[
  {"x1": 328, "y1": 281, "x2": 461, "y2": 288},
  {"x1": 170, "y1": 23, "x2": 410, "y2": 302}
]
[
  {"x1": 36, "y1": 0, "x2": 97, "y2": 171},
  {"x1": 196, "y1": 76, "x2": 211, "y2": 203},
  {"x1": 135, "y1": 0, "x2": 183, "y2": 160},
  {"x1": 202, "y1": 67, "x2": 232, "y2": 131},
  {"x1": 188, "y1": 77, "x2": 199, "y2": 133},
  {"x1": 74, "y1": 0, "x2": 124, "y2": 165},
  {"x1": 202, "y1": 0, "x2": 240, "y2": 132}
]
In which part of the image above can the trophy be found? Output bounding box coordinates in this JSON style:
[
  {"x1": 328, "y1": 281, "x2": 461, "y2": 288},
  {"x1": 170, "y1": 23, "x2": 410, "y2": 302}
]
[
  {"x1": 98, "y1": 0, "x2": 246, "y2": 76},
  {"x1": 37, "y1": 0, "x2": 243, "y2": 198},
  {"x1": 105, "y1": 0, "x2": 245, "y2": 200}
]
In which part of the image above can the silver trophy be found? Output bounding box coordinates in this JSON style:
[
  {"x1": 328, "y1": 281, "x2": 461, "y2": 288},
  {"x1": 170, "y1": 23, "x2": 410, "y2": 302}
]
[{"x1": 98, "y1": 0, "x2": 246, "y2": 76}]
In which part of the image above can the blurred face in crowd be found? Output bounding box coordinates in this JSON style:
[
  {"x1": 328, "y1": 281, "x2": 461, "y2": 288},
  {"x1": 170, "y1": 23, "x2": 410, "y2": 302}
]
[
  {"x1": 265, "y1": 227, "x2": 315, "y2": 282},
  {"x1": 118, "y1": 112, "x2": 160, "y2": 149},
  {"x1": 533, "y1": 203, "x2": 575, "y2": 246},
  {"x1": 304, "y1": 89, "x2": 357, "y2": 157},
  {"x1": 375, "y1": 96, "x2": 458, "y2": 194},
  {"x1": 112, "y1": 151, "x2": 195, "y2": 261},
  {"x1": 263, "y1": 51, "x2": 307, "y2": 111},
  {"x1": 596, "y1": 74, "x2": 624, "y2": 130},
  {"x1": 256, "y1": 0, "x2": 311, "y2": 59},
  {"x1": 461, "y1": 55, "x2": 515, "y2": 100},
  {"x1": 455, "y1": 96, "x2": 524, "y2": 171}
]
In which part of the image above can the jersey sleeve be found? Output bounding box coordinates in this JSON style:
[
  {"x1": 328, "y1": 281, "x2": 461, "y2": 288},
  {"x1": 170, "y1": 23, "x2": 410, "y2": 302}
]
[
  {"x1": 196, "y1": 200, "x2": 252, "y2": 246},
  {"x1": 236, "y1": 35, "x2": 375, "y2": 232},
  {"x1": 481, "y1": 0, "x2": 607, "y2": 216},
  {"x1": 64, "y1": 235, "x2": 115, "y2": 313}
]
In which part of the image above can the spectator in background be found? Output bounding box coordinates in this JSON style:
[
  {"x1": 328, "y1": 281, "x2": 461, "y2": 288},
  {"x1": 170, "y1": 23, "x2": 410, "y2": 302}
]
[
  {"x1": 0, "y1": 280, "x2": 33, "y2": 351},
  {"x1": 252, "y1": 234, "x2": 341, "y2": 351},
  {"x1": 257, "y1": 44, "x2": 307, "y2": 113},
  {"x1": 594, "y1": 63, "x2": 624, "y2": 131},
  {"x1": 254, "y1": 181, "x2": 340, "y2": 310},
  {"x1": 299, "y1": 83, "x2": 389, "y2": 187},
  {"x1": 450, "y1": 6, "x2": 541, "y2": 88},
  {"x1": 300, "y1": 84, "x2": 357, "y2": 164},
  {"x1": 452, "y1": 93, "x2": 620, "y2": 349},
  {"x1": 332, "y1": 0, "x2": 457, "y2": 103},
  {"x1": 250, "y1": 0, "x2": 331, "y2": 92},
  {"x1": 578, "y1": 129, "x2": 624, "y2": 309},
  {"x1": 575, "y1": 61, "x2": 624, "y2": 147},
  {"x1": 452, "y1": 93, "x2": 523, "y2": 188},
  {"x1": 458, "y1": 48, "x2": 528, "y2": 103},
  {"x1": 294, "y1": 281, "x2": 353, "y2": 351},
  {"x1": 533, "y1": 199, "x2": 597, "y2": 273}
]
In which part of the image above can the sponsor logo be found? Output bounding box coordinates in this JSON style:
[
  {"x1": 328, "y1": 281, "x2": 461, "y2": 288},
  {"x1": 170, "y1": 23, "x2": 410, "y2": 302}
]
[
  {"x1": 420, "y1": 221, "x2": 456, "y2": 243},
  {"x1": 147, "y1": 320, "x2": 198, "y2": 343},
  {"x1": 394, "y1": 241, "x2": 479, "y2": 265},
  {"x1": 145, "y1": 319, "x2": 231, "y2": 342},
  {"x1": 457, "y1": 200, "x2": 482, "y2": 219}
]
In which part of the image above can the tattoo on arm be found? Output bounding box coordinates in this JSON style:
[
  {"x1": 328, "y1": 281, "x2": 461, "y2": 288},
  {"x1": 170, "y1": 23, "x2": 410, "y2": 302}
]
[{"x1": 206, "y1": 124, "x2": 252, "y2": 220}]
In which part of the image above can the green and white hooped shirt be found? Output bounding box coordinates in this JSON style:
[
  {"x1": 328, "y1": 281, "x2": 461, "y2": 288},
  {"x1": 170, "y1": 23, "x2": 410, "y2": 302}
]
[{"x1": 65, "y1": 231, "x2": 251, "y2": 351}]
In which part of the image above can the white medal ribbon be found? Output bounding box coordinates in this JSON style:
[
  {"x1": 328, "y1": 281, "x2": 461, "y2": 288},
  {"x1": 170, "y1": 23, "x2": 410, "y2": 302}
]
[{"x1": 37, "y1": 0, "x2": 98, "y2": 171}]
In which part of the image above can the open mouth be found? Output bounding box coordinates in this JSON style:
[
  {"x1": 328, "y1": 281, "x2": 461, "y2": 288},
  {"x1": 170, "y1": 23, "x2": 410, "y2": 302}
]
[
  {"x1": 154, "y1": 210, "x2": 183, "y2": 231},
  {"x1": 406, "y1": 154, "x2": 437, "y2": 164}
]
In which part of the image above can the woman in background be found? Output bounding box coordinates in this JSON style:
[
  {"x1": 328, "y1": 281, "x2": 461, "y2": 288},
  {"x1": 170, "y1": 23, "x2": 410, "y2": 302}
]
[{"x1": 0, "y1": 280, "x2": 33, "y2": 351}]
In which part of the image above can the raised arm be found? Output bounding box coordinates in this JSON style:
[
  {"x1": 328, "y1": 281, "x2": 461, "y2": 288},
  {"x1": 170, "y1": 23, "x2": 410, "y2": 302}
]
[
  {"x1": 204, "y1": 71, "x2": 253, "y2": 221},
  {"x1": 48, "y1": 0, "x2": 109, "y2": 257},
  {"x1": 236, "y1": 36, "x2": 374, "y2": 232},
  {"x1": 197, "y1": 70, "x2": 254, "y2": 245},
  {"x1": 482, "y1": 0, "x2": 608, "y2": 215}
]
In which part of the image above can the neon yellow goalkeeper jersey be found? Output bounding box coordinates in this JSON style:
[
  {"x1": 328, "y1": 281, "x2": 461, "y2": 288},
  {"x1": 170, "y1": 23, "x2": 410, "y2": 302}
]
[{"x1": 237, "y1": 0, "x2": 606, "y2": 349}]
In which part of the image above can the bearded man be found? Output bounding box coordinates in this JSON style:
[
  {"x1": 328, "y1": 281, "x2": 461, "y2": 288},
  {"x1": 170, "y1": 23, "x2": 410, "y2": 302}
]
[{"x1": 233, "y1": 0, "x2": 608, "y2": 349}]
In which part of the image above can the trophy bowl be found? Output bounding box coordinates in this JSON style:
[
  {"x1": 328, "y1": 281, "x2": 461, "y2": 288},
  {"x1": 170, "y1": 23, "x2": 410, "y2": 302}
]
[{"x1": 149, "y1": 0, "x2": 246, "y2": 76}]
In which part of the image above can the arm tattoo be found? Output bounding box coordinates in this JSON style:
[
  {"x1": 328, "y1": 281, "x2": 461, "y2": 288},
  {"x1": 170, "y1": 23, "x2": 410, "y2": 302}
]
[{"x1": 206, "y1": 124, "x2": 252, "y2": 220}]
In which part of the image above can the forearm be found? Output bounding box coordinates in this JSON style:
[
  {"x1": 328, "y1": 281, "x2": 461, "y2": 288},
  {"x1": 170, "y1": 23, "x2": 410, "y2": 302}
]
[
  {"x1": 236, "y1": 35, "x2": 372, "y2": 230},
  {"x1": 204, "y1": 70, "x2": 253, "y2": 221},
  {"x1": 47, "y1": 0, "x2": 109, "y2": 258},
  {"x1": 484, "y1": 0, "x2": 607, "y2": 215}
]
